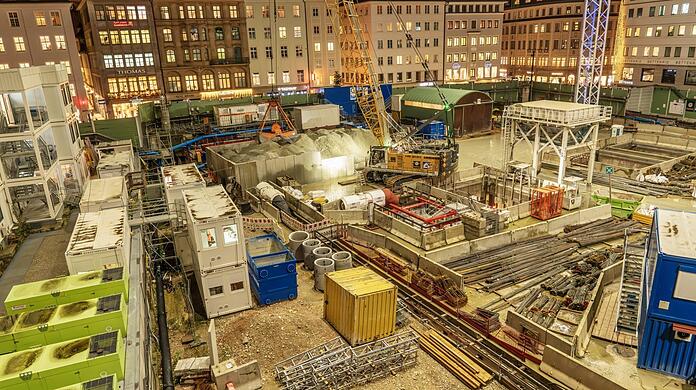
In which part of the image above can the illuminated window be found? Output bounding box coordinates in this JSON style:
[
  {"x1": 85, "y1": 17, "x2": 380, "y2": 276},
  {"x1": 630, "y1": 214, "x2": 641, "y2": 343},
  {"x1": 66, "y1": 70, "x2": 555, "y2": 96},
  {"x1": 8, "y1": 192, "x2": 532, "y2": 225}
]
[
  {"x1": 35, "y1": 12, "x2": 46, "y2": 26},
  {"x1": 163, "y1": 28, "x2": 172, "y2": 42},
  {"x1": 202, "y1": 73, "x2": 214, "y2": 90},
  {"x1": 219, "y1": 72, "x2": 231, "y2": 89},
  {"x1": 160, "y1": 6, "x2": 170, "y2": 19},
  {"x1": 166, "y1": 50, "x2": 176, "y2": 62},
  {"x1": 186, "y1": 75, "x2": 199, "y2": 91},
  {"x1": 55, "y1": 35, "x2": 66, "y2": 50},
  {"x1": 167, "y1": 75, "x2": 181, "y2": 92},
  {"x1": 40, "y1": 36, "x2": 51, "y2": 50},
  {"x1": 217, "y1": 47, "x2": 226, "y2": 59},
  {"x1": 229, "y1": 5, "x2": 238, "y2": 18},
  {"x1": 279, "y1": 26, "x2": 287, "y2": 38}
]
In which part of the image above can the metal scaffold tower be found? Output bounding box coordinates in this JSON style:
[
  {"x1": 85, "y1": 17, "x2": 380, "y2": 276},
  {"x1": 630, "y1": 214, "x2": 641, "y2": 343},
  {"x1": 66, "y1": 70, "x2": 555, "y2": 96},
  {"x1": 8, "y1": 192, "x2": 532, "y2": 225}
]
[{"x1": 574, "y1": 0, "x2": 610, "y2": 105}]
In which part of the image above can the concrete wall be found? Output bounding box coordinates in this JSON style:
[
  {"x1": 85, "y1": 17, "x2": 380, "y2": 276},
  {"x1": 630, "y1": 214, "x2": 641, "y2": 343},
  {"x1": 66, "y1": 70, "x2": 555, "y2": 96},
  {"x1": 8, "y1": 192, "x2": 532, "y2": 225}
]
[
  {"x1": 541, "y1": 346, "x2": 626, "y2": 390},
  {"x1": 506, "y1": 310, "x2": 574, "y2": 356}
]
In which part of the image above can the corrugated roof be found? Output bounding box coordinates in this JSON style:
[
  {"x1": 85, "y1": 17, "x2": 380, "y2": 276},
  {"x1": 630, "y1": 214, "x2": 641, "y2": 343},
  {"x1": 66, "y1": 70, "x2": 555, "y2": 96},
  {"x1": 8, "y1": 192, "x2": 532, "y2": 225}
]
[{"x1": 402, "y1": 87, "x2": 482, "y2": 107}]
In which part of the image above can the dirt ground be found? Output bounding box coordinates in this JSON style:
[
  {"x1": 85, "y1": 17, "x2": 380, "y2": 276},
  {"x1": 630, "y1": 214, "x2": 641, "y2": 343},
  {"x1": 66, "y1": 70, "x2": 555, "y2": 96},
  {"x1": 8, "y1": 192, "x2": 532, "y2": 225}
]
[
  {"x1": 23, "y1": 233, "x2": 70, "y2": 282},
  {"x1": 169, "y1": 267, "x2": 472, "y2": 390}
]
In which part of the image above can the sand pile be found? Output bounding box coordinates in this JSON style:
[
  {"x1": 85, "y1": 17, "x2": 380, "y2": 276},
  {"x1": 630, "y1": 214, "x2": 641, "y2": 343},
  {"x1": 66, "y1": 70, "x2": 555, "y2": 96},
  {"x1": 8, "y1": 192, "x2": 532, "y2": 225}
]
[{"x1": 219, "y1": 128, "x2": 377, "y2": 163}]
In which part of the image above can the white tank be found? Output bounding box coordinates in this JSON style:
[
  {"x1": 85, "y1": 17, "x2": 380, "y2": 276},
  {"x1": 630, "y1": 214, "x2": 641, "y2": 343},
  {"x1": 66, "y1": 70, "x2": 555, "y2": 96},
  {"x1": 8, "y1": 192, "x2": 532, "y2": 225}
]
[
  {"x1": 256, "y1": 181, "x2": 284, "y2": 203},
  {"x1": 339, "y1": 189, "x2": 386, "y2": 210}
]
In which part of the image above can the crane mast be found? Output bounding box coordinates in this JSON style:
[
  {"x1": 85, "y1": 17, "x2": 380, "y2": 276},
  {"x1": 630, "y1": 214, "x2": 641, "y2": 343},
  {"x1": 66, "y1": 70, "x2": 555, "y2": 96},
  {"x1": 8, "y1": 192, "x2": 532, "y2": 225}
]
[
  {"x1": 574, "y1": 0, "x2": 610, "y2": 105},
  {"x1": 326, "y1": 0, "x2": 390, "y2": 146}
]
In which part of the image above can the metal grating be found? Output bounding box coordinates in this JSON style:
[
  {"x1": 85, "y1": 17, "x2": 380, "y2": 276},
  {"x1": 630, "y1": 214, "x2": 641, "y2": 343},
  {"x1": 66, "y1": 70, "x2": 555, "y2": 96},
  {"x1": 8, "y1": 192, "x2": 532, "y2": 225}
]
[
  {"x1": 89, "y1": 331, "x2": 119, "y2": 358},
  {"x1": 97, "y1": 295, "x2": 122, "y2": 313},
  {"x1": 101, "y1": 267, "x2": 123, "y2": 282},
  {"x1": 83, "y1": 376, "x2": 114, "y2": 390}
]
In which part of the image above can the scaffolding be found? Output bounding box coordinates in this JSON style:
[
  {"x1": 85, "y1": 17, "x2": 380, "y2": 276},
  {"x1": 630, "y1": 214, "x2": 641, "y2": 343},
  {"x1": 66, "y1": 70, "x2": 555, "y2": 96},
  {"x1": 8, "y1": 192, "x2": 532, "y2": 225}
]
[{"x1": 502, "y1": 100, "x2": 612, "y2": 184}]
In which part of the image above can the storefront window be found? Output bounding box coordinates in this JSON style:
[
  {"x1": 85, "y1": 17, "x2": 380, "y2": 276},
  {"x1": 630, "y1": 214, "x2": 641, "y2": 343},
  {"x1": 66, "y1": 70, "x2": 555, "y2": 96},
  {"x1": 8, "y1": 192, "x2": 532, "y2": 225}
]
[{"x1": 200, "y1": 228, "x2": 217, "y2": 249}]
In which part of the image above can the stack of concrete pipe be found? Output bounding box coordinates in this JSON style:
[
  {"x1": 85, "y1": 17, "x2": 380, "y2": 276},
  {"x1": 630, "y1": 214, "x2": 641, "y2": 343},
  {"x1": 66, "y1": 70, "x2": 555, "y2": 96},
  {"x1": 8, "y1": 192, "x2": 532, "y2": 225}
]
[
  {"x1": 301, "y1": 239, "x2": 321, "y2": 270},
  {"x1": 314, "y1": 258, "x2": 335, "y2": 291},
  {"x1": 288, "y1": 231, "x2": 310, "y2": 262}
]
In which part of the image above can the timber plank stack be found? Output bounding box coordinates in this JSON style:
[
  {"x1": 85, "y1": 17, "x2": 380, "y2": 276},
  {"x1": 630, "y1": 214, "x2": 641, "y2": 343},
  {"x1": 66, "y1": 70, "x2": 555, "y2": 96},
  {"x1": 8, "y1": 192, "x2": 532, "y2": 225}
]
[{"x1": 414, "y1": 328, "x2": 492, "y2": 389}]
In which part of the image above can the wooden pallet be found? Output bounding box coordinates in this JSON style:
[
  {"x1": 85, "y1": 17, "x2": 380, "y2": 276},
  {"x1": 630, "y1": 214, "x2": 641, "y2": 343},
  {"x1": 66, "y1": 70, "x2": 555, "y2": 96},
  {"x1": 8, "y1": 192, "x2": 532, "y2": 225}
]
[{"x1": 414, "y1": 328, "x2": 492, "y2": 389}]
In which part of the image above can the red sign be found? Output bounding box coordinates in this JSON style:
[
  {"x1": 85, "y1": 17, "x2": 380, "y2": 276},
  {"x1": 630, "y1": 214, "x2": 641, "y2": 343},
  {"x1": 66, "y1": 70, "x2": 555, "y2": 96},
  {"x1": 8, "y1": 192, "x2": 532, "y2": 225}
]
[{"x1": 112, "y1": 21, "x2": 133, "y2": 27}]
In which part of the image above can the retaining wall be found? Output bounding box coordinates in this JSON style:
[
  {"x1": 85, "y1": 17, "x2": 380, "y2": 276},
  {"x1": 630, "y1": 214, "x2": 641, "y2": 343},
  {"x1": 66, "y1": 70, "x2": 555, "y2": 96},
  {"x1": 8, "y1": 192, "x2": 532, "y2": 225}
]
[{"x1": 540, "y1": 346, "x2": 626, "y2": 390}]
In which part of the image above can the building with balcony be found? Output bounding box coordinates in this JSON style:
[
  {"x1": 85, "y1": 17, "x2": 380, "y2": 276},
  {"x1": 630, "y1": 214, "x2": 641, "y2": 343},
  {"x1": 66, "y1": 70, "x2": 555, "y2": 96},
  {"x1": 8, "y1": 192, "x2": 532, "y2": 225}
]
[
  {"x1": 75, "y1": 0, "x2": 163, "y2": 118},
  {"x1": 500, "y1": 0, "x2": 620, "y2": 85},
  {"x1": 0, "y1": 65, "x2": 86, "y2": 229},
  {"x1": 0, "y1": 0, "x2": 88, "y2": 117},
  {"x1": 444, "y1": 1, "x2": 505, "y2": 82},
  {"x1": 244, "y1": 0, "x2": 339, "y2": 93},
  {"x1": 618, "y1": 0, "x2": 696, "y2": 89},
  {"x1": 154, "y1": 1, "x2": 251, "y2": 101}
]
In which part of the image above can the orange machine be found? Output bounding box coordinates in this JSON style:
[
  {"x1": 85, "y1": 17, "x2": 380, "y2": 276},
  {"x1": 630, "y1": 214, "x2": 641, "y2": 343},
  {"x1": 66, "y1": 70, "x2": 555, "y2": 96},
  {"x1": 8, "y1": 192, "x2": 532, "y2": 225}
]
[{"x1": 530, "y1": 186, "x2": 565, "y2": 220}]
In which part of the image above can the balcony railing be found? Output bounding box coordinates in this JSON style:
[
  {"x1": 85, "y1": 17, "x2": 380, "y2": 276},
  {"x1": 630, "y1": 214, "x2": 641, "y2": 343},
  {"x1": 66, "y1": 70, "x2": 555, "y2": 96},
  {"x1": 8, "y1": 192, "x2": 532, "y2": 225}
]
[{"x1": 209, "y1": 57, "x2": 249, "y2": 65}]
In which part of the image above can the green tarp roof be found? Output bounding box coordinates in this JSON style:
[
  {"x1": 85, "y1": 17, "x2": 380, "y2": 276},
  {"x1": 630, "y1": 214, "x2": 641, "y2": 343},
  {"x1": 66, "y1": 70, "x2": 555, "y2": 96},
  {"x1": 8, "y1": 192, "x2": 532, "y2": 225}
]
[{"x1": 401, "y1": 87, "x2": 486, "y2": 107}]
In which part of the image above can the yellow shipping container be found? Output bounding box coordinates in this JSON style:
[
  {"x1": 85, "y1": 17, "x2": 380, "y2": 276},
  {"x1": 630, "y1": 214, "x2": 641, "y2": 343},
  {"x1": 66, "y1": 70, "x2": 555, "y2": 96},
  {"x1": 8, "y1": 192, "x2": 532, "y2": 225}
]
[{"x1": 323, "y1": 267, "x2": 397, "y2": 346}]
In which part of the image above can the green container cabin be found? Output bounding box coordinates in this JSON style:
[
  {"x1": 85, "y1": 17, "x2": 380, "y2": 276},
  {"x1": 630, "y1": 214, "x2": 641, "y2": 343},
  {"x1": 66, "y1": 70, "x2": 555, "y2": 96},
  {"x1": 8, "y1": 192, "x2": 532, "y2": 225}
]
[
  {"x1": 56, "y1": 375, "x2": 116, "y2": 390},
  {"x1": 0, "y1": 316, "x2": 16, "y2": 354},
  {"x1": 0, "y1": 295, "x2": 127, "y2": 355},
  {"x1": 0, "y1": 331, "x2": 125, "y2": 390},
  {"x1": 4, "y1": 268, "x2": 128, "y2": 316}
]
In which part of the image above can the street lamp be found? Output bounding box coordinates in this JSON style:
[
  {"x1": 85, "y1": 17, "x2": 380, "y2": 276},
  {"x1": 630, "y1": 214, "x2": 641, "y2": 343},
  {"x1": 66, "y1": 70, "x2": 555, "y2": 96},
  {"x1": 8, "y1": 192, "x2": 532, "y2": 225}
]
[{"x1": 526, "y1": 47, "x2": 549, "y2": 101}]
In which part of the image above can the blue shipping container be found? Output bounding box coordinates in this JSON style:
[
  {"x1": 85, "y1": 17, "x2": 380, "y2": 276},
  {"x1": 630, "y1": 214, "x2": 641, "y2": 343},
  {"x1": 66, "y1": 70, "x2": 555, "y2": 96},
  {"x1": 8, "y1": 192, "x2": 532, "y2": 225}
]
[
  {"x1": 249, "y1": 272, "x2": 297, "y2": 306},
  {"x1": 323, "y1": 84, "x2": 393, "y2": 117},
  {"x1": 637, "y1": 209, "x2": 696, "y2": 379},
  {"x1": 416, "y1": 120, "x2": 446, "y2": 140}
]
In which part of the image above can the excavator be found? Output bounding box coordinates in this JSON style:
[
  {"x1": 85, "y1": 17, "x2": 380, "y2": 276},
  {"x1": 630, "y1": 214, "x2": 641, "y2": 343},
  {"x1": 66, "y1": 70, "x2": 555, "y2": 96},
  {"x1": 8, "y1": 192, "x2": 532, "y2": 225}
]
[{"x1": 326, "y1": 0, "x2": 459, "y2": 186}]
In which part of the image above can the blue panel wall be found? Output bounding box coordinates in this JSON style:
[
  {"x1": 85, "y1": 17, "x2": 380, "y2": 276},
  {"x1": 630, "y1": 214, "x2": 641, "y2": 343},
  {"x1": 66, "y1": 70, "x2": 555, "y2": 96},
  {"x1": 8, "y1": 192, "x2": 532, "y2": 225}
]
[
  {"x1": 638, "y1": 317, "x2": 696, "y2": 379},
  {"x1": 646, "y1": 259, "x2": 696, "y2": 326},
  {"x1": 323, "y1": 84, "x2": 393, "y2": 117}
]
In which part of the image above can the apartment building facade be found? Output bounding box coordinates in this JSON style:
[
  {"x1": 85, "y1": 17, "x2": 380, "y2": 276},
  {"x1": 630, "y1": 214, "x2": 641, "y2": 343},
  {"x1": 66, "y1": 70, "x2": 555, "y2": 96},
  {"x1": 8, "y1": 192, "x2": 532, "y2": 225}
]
[
  {"x1": 76, "y1": 0, "x2": 163, "y2": 118},
  {"x1": 0, "y1": 65, "x2": 86, "y2": 229},
  {"x1": 500, "y1": 0, "x2": 621, "y2": 85},
  {"x1": 444, "y1": 1, "x2": 505, "y2": 82},
  {"x1": 153, "y1": 1, "x2": 252, "y2": 101},
  {"x1": 0, "y1": 1, "x2": 87, "y2": 115},
  {"x1": 349, "y1": 1, "x2": 445, "y2": 86},
  {"x1": 618, "y1": 0, "x2": 696, "y2": 89},
  {"x1": 244, "y1": 0, "x2": 339, "y2": 93}
]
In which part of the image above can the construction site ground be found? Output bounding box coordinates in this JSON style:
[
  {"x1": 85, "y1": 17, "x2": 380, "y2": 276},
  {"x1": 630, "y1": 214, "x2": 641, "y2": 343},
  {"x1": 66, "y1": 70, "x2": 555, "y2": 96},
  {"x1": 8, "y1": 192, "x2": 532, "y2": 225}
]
[{"x1": 168, "y1": 265, "x2": 489, "y2": 390}]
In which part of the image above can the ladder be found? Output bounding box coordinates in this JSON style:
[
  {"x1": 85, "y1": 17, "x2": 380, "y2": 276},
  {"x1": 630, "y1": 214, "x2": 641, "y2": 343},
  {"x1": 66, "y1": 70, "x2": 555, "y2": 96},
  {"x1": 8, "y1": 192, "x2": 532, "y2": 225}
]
[
  {"x1": 616, "y1": 229, "x2": 645, "y2": 334},
  {"x1": 501, "y1": 107, "x2": 514, "y2": 171}
]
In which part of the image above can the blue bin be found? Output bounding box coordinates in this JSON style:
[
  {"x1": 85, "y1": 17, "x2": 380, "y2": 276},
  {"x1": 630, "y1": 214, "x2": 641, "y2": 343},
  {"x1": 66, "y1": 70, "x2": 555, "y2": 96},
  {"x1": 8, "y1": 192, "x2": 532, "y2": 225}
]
[
  {"x1": 249, "y1": 272, "x2": 298, "y2": 306},
  {"x1": 416, "y1": 120, "x2": 446, "y2": 140},
  {"x1": 247, "y1": 234, "x2": 296, "y2": 280}
]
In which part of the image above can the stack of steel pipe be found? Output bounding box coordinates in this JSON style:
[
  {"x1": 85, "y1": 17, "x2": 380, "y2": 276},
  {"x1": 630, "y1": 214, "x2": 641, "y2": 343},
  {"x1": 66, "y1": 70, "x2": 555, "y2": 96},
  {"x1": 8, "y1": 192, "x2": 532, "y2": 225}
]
[{"x1": 561, "y1": 217, "x2": 642, "y2": 246}]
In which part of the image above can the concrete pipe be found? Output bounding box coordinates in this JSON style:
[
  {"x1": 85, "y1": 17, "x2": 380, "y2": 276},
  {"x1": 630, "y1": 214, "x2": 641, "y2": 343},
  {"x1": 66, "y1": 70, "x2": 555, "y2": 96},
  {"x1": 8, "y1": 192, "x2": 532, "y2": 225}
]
[
  {"x1": 312, "y1": 247, "x2": 333, "y2": 271},
  {"x1": 288, "y1": 231, "x2": 310, "y2": 262},
  {"x1": 302, "y1": 239, "x2": 321, "y2": 270},
  {"x1": 314, "y1": 258, "x2": 335, "y2": 292},
  {"x1": 332, "y1": 251, "x2": 353, "y2": 271}
]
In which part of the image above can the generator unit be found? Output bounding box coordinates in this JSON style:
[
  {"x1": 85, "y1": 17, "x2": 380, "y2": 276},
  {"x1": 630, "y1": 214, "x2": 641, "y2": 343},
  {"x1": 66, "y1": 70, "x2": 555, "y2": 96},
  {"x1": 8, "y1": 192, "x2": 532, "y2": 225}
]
[
  {"x1": 0, "y1": 294, "x2": 127, "y2": 355},
  {"x1": 4, "y1": 268, "x2": 128, "y2": 316},
  {"x1": 0, "y1": 331, "x2": 125, "y2": 390},
  {"x1": 65, "y1": 208, "x2": 130, "y2": 275},
  {"x1": 637, "y1": 209, "x2": 696, "y2": 379},
  {"x1": 79, "y1": 176, "x2": 127, "y2": 213},
  {"x1": 56, "y1": 375, "x2": 116, "y2": 390}
]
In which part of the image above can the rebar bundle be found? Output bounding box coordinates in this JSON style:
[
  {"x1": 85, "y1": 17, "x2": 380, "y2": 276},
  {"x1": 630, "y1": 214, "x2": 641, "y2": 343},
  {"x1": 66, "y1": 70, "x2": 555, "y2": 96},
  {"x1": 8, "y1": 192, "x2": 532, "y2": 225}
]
[{"x1": 275, "y1": 331, "x2": 419, "y2": 390}]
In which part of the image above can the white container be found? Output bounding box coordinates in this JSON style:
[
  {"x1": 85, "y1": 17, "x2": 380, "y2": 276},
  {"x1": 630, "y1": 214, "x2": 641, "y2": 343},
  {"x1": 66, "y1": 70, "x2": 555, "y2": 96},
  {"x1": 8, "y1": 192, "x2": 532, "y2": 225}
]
[
  {"x1": 215, "y1": 105, "x2": 259, "y2": 127},
  {"x1": 195, "y1": 263, "x2": 252, "y2": 318},
  {"x1": 184, "y1": 185, "x2": 246, "y2": 272},
  {"x1": 162, "y1": 163, "x2": 206, "y2": 211},
  {"x1": 97, "y1": 150, "x2": 134, "y2": 178},
  {"x1": 65, "y1": 207, "x2": 130, "y2": 275},
  {"x1": 391, "y1": 94, "x2": 404, "y2": 112},
  {"x1": 293, "y1": 104, "x2": 340, "y2": 130},
  {"x1": 80, "y1": 176, "x2": 127, "y2": 213},
  {"x1": 257, "y1": 103, "x2": 279, "y2": 121},
  {"x1": 340, "y1": 189, "x2": 386, "y2": 210}
]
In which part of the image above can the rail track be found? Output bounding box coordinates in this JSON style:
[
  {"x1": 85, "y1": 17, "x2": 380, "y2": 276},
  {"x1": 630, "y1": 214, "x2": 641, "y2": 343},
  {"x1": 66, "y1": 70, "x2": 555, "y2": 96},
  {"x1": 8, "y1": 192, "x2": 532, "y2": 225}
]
[{"x1": 326, "y1": 235, "x2": 567, "y2": 390}]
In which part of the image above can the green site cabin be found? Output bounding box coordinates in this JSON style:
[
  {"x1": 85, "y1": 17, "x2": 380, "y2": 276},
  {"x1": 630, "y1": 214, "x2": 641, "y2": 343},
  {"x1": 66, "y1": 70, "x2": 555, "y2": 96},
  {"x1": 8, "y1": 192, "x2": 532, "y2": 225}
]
[
  {"x1": 0, "y1": 330, "x2": 125, "y2": 390},
  {"x1": 4, "y1": 268, "x2": 128, "y2": 316},
  {"x1": 0, "y1": 294, "x2": 127, "y2": 355}
]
